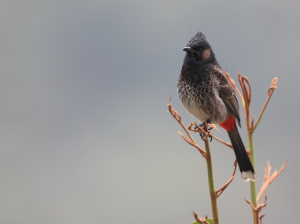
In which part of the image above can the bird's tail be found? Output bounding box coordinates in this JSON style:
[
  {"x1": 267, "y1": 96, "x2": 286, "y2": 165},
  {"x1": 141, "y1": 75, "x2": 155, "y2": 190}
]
[{"x1": 227, "y1": 123, "x2": 255, "y2": 181}]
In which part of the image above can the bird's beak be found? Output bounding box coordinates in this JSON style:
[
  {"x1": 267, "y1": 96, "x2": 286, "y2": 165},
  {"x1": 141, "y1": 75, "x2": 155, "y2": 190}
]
[{"x1": 183, "y1": 47, "x2": 192, "y2": 52}]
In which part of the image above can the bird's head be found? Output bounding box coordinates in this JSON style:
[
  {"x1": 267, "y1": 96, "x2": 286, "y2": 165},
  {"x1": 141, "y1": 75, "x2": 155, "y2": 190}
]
[{"x1": 183, "y1": 32, "x2": 216, "y2": 65}]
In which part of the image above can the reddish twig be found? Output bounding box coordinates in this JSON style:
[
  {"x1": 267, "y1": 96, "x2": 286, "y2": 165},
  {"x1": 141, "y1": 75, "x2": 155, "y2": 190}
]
[
  {"x1": 216, "y1": 160, "x2": 237, "y2": 198},
  {"x1": 178, "y1": 131, "x2": 206, "y2": 158},
  {"x1": 244, "y1": 194, "x2": 267, "y2": 224},
  {"x1": 211, "y1": 135, "x2": 233, "y2": 149},
  {"x1": 257, "y1": 160, "x2": 287, "y2": 204},
  {"x1": 167, "y1": 97, "x2": 206, "y2": 158},
  {"x1": 188, "y1": 122, "x2": 221, "y2": 142},
  {"x1": 225, "y1": 71, "x2": 244, "y2": 107},
  {"x1": 167, "y1": 97, "x2": 195, "y2": 142},
  {"x1": 259, "y1": 214, "x2": 266, "y2": 224},
  {"x1": 251, "y1": 77, "x2": 278, "y2": 133},
  {"x1": 191, "y1": 211, "x2": 210, "y2": 224},
  {"x1": 225, "y1": 70, "x2": 252, "y2": 131},
  {"x1": 188, "y1": 121, "x2": 205, "y2": 135},
  {"x1": 238, "y1": 71, "x2": 252, "y2": 131}
]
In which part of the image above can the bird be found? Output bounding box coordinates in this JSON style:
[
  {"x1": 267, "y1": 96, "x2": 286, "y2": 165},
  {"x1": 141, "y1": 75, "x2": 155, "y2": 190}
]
[{"x1": 177, "y1": 32, "x2": 255, "y2": 181}]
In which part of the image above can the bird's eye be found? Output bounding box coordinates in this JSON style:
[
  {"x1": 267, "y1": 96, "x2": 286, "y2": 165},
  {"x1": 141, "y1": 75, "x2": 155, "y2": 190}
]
[{"x1": 193, "y1": 47, "x2": 203, "y2": 52}]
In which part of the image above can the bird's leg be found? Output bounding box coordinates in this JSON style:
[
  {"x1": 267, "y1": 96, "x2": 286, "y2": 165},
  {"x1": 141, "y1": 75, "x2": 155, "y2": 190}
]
[
  {"x1": 199, "y1": 119, "x2": 212, "y2": 129},
  {"x1": 198, "y1": 119, "x2": 213, "y2": 142},
  {"x1": 199, "y1": 132, "x2": 213, "y2": 142}
]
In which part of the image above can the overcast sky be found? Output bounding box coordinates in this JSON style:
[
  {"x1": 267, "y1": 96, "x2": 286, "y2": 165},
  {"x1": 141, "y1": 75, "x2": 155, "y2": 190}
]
[{"x1": 0, "y1": 1, "x2": 299, "y2": 223}]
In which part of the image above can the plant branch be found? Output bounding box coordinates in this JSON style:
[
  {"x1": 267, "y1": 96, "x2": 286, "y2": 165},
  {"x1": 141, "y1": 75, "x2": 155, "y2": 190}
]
[
  {"x1": 168, "y1": 102, "x2": 220, "y2": 223},
  {"x1": 225, "y1": 71, "x2": 245, "y2": 108},
  {"x1": 257, "y1": 160, "x2": 287, "y2": 204},
  {"x1": 167, "y1": 98, "x2": 206, "y2": 158},
  {"x1": 244, "y1": 194, "x2": 267, "y2": 224},
  {"x1": 211, "y1": 135, "x2": 233, "y2": 149},
  {"x1": 251, "y1": 77, "x2": 278, "y2": 133},
  {"x1": 204, "y1": 136, "x2": 219, "y2": 224},
  {"x1": 167, "y1": 97, "x2": 195, "y2": 143},
  {"x1": 238, "y1": 72, "x2": 252, "y2": 129},
  {"x1": 234, "y1": 70, "x2": 258, "y2": 223},
  {"x1": 191, "y1": 211, "x2": 210, "y2": 224},
  {"x1": 178, "y1": 131, "x2": 206, "y2": 158},
  {"x1": 216, "y1": 160, "x2": 237, "y2": 198},
  {"x1": 259, "y1": 214, "x2": 266, "y2": 224}
]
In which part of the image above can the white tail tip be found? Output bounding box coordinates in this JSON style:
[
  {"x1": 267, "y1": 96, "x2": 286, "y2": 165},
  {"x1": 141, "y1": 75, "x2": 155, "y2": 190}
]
[{"x1": 241, "y1": 171, "x2": 256, "y2": 181}]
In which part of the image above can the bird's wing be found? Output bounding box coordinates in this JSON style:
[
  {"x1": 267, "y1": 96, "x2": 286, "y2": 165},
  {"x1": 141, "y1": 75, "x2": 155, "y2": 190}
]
[{"x1": 214, "y1": 69, "x2": 241, "y2": 127}]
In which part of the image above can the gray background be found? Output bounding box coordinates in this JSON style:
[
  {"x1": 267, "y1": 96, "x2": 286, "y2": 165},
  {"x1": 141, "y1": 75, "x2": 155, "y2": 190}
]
[{"x1": 0, "y1": 1, "x2": 298, "y2": 223}]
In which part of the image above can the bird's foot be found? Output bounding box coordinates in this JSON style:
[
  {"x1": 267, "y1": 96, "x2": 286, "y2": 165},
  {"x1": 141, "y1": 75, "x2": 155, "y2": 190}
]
[
  {"x1": 198, "y1": 120, "x2": 213, "y2": 142},
  {"x1": 198, "y1": 119, "x2": 212, "y2": 130},
  {"x1": 200, "y1": 132, "x2": 213, "y2": 142},
  {"x1": 188, "y1": 119, "x2": 214, "y2": 142}
]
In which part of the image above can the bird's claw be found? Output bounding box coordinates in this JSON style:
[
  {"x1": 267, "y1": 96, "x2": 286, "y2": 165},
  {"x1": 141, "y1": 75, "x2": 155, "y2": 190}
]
[
  {"x1": 199, "y1": 132, "x2": 213, "y2": 142},
  {"x1": 198, "y1": 119, "x2": 213, "y2": 141},
  {"x1": 199, "y1": 119, "x2": 211, "y2": 128}
]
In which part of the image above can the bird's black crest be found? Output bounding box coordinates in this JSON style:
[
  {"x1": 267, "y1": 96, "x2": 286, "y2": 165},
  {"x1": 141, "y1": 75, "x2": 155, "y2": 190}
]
[{"x1": 187, "y1": 32, "x2": 211, "y2": 49}]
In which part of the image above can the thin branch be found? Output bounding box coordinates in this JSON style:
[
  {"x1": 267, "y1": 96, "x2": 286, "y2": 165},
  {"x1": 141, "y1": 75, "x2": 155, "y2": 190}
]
[
  {"x1": 191, "y1": 211, "x2": 209, "y2": 224},
  {"x1": 238, "y1": 71, "x2": 252, "y2": 107},
  {"x1": 238, "y1": 72, "x2": 252, "y2": 131},
  {"x1": 167, "y1": 97, "x2": 195, "y2": 142},
  {"x1": 244, "y1": 194, "x2": 267, "y2": 224},
  {"x1": 167, "y1": 98, "x2": 206, "y2": 158},
  {"x1": 207, "y1": 123, "x2": 220, "y2": 132},
  {"x1": 225, "y1": 71, "x2": 245, "y2": 108},
  {"x1": 216, "y1": 160, "x2": 237, "y2": 198},
  {"x1": 188, "y1": 121, "x2": 206, "y2": 135},
  {"x1": 251, "y1": 77, "x2": 278, "y2": 133},
  {"x1": 178, "y1": 131, "x2": 206, "y2": 159},
  {"x1": 188, "y1": 121, "x2": 212, "y2": 142},
  {"x1": 257, "y1": 160, "x2": 287, "y2": 204},
  {"x1": 211, "y1": 135, "x2": 233, "y2": 149},
  {"x1": 259, "y1": 214, "x2": 266, "y2": 224}
]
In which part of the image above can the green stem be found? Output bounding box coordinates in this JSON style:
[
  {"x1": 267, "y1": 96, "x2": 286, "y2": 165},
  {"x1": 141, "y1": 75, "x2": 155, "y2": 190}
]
[
  {"x1": 204, "y1": 140, "x2": 219, "y2": 224},
  {"x1": 248, "y1": 133, "x2": 257, "y2": 224}
]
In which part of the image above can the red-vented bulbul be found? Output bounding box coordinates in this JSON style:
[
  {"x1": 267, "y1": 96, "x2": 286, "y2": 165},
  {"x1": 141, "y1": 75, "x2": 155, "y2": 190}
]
[{"x1": 177, "y1": 32, "x2": 255, "y2": 181}]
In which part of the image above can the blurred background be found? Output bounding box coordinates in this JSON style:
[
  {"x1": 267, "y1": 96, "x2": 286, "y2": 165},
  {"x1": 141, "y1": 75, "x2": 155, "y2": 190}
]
[{"x1": 0, "y1": 1, "x2": 298, "y2": 223}]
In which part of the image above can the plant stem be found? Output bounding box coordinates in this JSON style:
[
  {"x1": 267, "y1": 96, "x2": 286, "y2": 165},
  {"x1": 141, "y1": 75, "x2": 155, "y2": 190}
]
[
  {"x1": 204, "y1": 140, "x2": 219, "y2": 224},
  {"x1": 248, "y1": 133, "x2": 257, "y2": 224}
]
